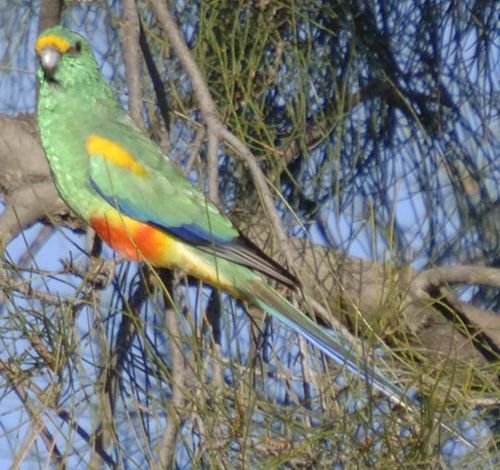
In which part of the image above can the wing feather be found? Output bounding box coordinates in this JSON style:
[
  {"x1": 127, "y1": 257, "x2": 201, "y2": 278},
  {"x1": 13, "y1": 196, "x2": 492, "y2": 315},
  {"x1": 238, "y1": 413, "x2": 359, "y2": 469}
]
[{"x1": 87, "y1": 131, "x2": 298, "y2": 288}]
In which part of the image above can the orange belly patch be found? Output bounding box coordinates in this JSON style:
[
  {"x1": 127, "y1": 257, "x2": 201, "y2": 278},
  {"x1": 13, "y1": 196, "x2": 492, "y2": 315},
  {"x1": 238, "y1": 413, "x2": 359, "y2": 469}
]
[
  {"x1": 90, "y1": 212, "x2": 168, "y2": 264},
  {"x1": 89, "y1": 211, "x2": 233, "y2": 291}
]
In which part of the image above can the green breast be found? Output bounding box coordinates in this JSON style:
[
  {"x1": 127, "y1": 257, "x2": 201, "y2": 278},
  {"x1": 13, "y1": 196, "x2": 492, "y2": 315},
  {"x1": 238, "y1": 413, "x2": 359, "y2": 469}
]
[{"x1": 38, "y1": 84, "x2": 104, "y2": 220}]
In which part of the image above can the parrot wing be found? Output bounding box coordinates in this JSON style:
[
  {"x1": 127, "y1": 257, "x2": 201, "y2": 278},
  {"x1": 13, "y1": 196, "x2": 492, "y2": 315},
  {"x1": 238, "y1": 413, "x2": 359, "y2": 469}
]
[{"x1": 86, "y1": 126, "x2": 298, "y2": 288}]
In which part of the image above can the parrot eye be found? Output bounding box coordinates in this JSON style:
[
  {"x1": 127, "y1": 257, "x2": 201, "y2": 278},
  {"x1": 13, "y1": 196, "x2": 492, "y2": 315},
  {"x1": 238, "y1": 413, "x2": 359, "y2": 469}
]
[{"x1": 73, "y1": 41, "x2": 82, "y2": 54}]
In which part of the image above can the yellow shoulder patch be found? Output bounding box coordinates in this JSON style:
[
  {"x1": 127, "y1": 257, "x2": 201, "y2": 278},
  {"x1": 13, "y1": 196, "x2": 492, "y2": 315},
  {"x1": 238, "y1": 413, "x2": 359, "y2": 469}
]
[
  {"x1": 35, "y1": 35, "x2": 71, "y2": 54},
  {"x1": 86, "y1": 135, "x2": 148, "y2": 177}
]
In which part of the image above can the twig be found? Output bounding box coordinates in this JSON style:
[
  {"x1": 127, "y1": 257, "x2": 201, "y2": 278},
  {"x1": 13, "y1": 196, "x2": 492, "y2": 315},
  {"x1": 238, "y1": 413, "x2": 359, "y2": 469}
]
[
  {"x1": 206, "y1": 131, "x2": 220, "y2": 206},
  {"x1": 205, "y1": 289, "x2": 224, "y2": 390},
  {"x1": 183, "y1": 127, "x2": 205, "y2": 175},
  {"x1": 0, "y1": 268, "x2": 72, "y2": 307},
  {"x1": 93, "y1": 267, "x2": 151, "y2": 461},
  {"x1": 57, "y1": 409, "x2": 116, "y2": 466},
  {"x1": 156, "y1": 270, "x2": 187, "y2": 468}
]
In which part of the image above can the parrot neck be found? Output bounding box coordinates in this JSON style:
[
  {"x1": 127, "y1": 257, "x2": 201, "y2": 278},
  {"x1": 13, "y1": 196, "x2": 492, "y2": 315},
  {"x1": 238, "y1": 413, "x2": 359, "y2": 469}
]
[{"x1": 37, "y1": 73, "x2": 115, "y2": 111}]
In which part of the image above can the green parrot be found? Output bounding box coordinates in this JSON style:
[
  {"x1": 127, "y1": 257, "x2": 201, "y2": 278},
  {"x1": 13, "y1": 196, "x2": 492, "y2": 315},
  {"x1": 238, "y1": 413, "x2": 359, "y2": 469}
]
[{"x1": 35, "y1": 26, "x2": 412, "y2": 412}]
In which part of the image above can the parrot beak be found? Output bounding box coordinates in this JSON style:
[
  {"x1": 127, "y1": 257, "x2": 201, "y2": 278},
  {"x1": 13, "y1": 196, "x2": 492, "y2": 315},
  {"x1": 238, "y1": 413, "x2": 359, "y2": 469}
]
[{"x1": 38, "y1": 47, "x2": 61, "y2": 77}]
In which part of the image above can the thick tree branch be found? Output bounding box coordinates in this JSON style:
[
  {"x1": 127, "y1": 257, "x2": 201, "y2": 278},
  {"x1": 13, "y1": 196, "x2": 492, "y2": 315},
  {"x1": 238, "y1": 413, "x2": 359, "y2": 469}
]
[
  {"x1": 38, "y1": 0, "x2": 63, "y2": 35},
  {"x1": 0, "y1": 115, "x2": 66, "y2": 246},
  {"x1": 413, "y1": 266, "x2": 500, "y2": 292},
  {"x1": 0, "y1": 181, "x2": 63, "y2": 244},
  {"x1": 418, "y1": 286, "x2": 500, "y2": 359},
  {"x1": 237, "y1": 215, "x2": 499, "y2": 366},
  {"x1": 410, "y1": 266, "x2": 500, "y2": 351}
]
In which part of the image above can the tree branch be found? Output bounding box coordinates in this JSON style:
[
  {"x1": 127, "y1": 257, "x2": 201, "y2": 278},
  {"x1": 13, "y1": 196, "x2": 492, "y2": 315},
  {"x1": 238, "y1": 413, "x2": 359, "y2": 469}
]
[
  {"x1": 121, "y1": 0, "x2": 144, "y2": 128},
  {"x1": 38, "y1": 0, "x2": 63, "y2": 35},
  {"x1": 413, "y1": 266, "x2": 500, "y2": 292},
  {"x1": 0, "y1": 115, "x2": 66, "y2": 247}
]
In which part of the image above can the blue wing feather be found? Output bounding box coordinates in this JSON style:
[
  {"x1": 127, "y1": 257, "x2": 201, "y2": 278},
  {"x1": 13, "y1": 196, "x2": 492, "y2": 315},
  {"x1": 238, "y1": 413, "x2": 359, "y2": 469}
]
[{"x1": 90, "y1": 177, "x2": 230, "y2": 245}]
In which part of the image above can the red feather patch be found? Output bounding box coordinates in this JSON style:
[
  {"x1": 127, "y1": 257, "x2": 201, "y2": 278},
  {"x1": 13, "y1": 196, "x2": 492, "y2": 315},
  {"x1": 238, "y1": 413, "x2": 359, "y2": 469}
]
[{"x1": 90, "y1": 212, "x2": 166, "y2": 263}]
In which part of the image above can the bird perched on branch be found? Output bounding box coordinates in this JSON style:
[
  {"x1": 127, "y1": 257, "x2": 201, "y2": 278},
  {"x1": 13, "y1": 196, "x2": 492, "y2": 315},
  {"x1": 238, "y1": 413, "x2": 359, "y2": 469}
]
[{"x1": 35, "y1": 26, "x2": 443, "y2": 426}]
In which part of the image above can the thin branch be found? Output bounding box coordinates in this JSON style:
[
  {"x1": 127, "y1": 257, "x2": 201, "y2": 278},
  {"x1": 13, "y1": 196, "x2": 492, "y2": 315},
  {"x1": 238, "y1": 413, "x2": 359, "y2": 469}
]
[
  {"x1": 205, "y1": 289, "x2": 224, "y2": 390},
  {"x1": 56, "y1": 409, "x2": 116, "y2": 466},
  {"x1": 206, "y1": 131, "x2": 220, "y2": 205},
  {"x1": 183, "y1": 126, "x2": 205, "y2": 175},
  {"x1": 93, "y1": 267, "x2": 151, "y2": 460},
  {"x1": 139, "y1": 21, "x2": 171, "y2": 147},
  {"x1": 17, "y1": 224, "x2": 55, "y2": 268},
  {"x1": 156, "y1": 269, "x2": 187, "y2": 468},
  {"x1": 0, "y1": 267, "x2": 73, "y2": 307}
]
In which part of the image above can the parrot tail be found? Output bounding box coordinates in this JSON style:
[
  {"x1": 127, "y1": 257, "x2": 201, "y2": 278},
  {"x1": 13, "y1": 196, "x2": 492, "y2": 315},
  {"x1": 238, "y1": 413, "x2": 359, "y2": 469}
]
[
  {"x1": 244, "y1": 280, "x2": 476, "y2": 448},
  {"x1": 246, "y1": 279, "x2": 409, "y2": 407}
]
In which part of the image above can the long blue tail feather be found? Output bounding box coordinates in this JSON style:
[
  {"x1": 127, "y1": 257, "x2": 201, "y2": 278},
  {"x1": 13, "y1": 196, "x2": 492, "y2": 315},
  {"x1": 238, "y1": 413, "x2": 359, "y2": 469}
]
[{"x1": 246, "y1": 280, "x2": 476, "y2": 449}]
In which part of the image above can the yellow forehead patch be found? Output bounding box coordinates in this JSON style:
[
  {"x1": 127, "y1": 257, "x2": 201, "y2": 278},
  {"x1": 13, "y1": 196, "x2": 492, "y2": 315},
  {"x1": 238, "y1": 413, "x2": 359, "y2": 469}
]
[
  {"x1": 35, "y1": 35, "x2": 71, "y2": 54},
  {"x1": 86, "y1": 135, "x2": 148, "y2": 177}
]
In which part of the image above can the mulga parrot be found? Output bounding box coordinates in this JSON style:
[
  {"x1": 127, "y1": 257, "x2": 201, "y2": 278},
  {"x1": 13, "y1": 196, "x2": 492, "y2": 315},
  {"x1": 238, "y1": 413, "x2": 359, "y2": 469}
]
[{"x1": 36, "y1": 26, "x2": 418, "y2": 414}]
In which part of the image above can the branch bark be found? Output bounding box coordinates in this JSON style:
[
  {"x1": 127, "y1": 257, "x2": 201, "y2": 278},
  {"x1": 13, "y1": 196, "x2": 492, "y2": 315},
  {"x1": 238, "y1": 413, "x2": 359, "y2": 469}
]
[
  {"x1": 0, "y1": 115, "x2": 67, "y2": 246},
  {"x1": 413, "y1": 266, "x2": 500, "y2": 292},
  {"x1": 38, "y1": 0, "x2": 63, "y2": 35},
  {"x1": 121, "y1": 0, "x2": 144, "y2": 128}
]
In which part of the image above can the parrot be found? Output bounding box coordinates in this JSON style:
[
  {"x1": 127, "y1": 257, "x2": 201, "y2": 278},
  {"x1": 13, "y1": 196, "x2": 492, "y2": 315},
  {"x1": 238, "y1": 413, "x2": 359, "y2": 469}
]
[{"x1": 34, "y1": 26, "x2": 420, "y2": 417}]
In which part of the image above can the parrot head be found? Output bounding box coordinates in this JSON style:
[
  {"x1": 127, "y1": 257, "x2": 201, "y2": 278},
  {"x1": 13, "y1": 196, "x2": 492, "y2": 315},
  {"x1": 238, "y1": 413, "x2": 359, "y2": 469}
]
[{"x1": 35, "y1": 26, "x2": 102, "y2": 90}]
